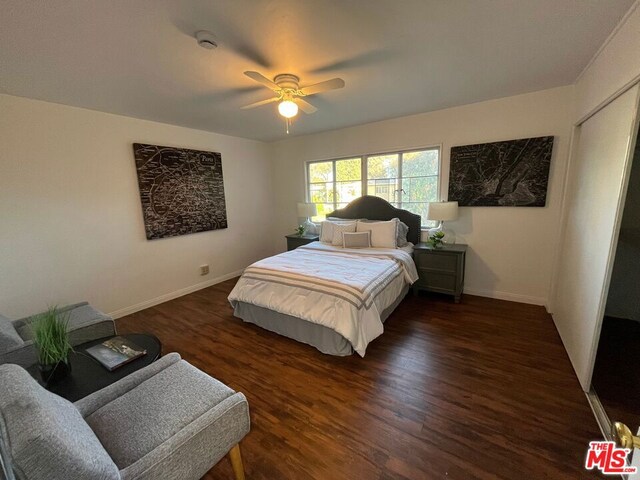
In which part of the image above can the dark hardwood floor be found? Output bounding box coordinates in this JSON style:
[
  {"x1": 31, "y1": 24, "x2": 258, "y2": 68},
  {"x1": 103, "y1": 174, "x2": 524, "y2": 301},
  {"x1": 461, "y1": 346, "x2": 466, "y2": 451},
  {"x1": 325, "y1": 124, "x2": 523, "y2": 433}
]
[{"x1": 117, "y1": 279, "x2": 601, "y2": 480}]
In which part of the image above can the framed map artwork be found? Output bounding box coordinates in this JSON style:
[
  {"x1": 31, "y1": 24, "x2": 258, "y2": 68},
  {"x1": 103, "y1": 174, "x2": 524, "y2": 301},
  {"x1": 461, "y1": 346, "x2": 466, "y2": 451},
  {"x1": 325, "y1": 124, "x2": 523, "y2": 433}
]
[
  {"x1": 132, "y1": 143, "x2": 228, "y2": 240},
  {"x1": 448, "y1": 136, "x2": 554, "y2": 207}
]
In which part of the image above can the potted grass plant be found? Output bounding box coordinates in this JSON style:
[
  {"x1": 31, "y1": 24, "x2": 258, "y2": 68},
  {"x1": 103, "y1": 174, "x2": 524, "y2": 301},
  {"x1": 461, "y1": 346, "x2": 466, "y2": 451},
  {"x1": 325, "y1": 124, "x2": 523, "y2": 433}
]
[{"x1": 32, "y1": 307, "x2": 72, "y2": 383}]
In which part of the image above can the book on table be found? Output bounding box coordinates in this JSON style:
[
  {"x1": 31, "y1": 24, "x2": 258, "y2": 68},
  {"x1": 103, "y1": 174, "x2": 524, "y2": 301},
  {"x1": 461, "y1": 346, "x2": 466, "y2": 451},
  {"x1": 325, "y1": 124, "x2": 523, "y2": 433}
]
[{"x1": 85, "y1": 336, "x2": 147, "y2": 371}]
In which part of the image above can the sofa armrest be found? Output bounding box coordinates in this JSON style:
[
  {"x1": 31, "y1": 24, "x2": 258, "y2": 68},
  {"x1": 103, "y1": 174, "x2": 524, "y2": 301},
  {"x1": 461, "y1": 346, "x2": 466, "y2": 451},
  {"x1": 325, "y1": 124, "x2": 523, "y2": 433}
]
[
  {"x1": 12, "y1": 302, "x2": 89, "y2": 328},
  {"x1": 75, "y1": 353, "x2": 181, "y2": 418},
  {"x1": 119, "y1": 393, "x2": 250, "y2": 480},
  {"x1": 0, "y1": 340, "x2": 37, "y2": 369},
  {"x1": 13, "y1": 303, "x2": 115, "y2": 346}
]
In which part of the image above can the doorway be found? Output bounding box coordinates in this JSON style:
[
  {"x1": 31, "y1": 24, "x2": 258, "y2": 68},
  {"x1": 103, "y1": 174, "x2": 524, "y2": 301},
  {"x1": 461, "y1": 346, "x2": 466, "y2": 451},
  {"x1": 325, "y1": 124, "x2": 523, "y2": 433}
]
[{"x1": 592, "y1": 125, "x2": 640, "y2": 433}]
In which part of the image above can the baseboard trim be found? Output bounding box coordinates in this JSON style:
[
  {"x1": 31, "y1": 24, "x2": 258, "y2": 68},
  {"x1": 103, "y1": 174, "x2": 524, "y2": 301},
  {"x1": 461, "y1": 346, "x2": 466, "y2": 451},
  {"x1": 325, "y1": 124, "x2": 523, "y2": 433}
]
[
  {"x1": 108, "y1": 269, "x2": 244, "y2": 319},
  {"x1": 463, "y1": 288, "x2": 547, "y2": 306},
  {"x1": 108, "y1": 274, "x2": 546, "y2": 318}
]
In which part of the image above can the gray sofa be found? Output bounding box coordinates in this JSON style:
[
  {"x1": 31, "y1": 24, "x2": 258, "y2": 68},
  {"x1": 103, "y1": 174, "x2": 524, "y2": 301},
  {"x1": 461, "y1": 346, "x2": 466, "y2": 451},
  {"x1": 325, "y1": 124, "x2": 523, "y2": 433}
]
[
  {"x1": 0, "y1": 302, "x2": 116, "y2": 368},
  {"x1": 0, "y1": 353, "x2": 250, "y2": 480}
]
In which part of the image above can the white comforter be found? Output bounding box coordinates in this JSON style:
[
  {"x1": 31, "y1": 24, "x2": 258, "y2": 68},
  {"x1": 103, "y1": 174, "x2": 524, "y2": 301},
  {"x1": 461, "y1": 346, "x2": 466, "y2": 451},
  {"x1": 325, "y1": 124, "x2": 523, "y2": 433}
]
[{"x1": 228, "y1": 242, "x2": 418, "y2": 356}]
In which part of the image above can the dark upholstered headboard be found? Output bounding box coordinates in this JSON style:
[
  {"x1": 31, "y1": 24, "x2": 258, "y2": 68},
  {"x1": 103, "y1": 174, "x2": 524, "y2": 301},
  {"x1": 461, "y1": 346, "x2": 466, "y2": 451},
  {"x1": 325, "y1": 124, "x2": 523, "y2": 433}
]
[{"x1": 326, "y1": 196, "x2": 422, "y2": 245}]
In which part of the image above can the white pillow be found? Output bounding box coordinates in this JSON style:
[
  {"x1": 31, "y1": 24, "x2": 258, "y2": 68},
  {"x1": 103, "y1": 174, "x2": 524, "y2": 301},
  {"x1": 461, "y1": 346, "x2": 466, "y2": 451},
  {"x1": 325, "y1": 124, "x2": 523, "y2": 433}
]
[
  {"x1": 320, "y1": 220, "x2": 356, "y2": 243},
  {"x1": 343, "y1": 231, "x2": 371, "y2": 248},
  {"x1": 331, "y1": 222, "x2": 357, "y2": 245},
  {"x1": 356, "y1": 219, "x2": 398, "y2": 248},
  {"x1": 359, "y1": 218, "x2": 409, "y2": 247}
]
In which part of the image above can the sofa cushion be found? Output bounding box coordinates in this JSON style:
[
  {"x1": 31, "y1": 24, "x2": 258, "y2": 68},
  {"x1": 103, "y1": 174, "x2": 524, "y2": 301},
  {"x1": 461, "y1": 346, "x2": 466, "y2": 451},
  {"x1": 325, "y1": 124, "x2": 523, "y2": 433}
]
[
  {"x1": 0, "y1": 314, "x2": 23, "y2": 352},
  {"x1": 86, "y1": 360, "x2": 236, "y2": 469},
  {"x1": 0, "y1": 364, "x2": 120, "y2": 480}
]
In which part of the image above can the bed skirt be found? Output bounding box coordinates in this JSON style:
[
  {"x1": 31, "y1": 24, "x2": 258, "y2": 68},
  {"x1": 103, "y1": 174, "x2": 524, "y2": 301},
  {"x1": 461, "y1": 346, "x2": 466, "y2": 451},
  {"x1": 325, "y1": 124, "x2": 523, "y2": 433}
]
[{"x1": 232, "y1": 285, "x2": 410, "y2": 356}]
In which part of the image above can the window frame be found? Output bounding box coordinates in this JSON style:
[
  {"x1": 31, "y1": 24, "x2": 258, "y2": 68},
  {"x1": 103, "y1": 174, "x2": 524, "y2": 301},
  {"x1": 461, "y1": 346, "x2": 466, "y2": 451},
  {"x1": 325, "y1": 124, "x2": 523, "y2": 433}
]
[{"x1": 305, "y1": 145, "x2": 442, "y2": 227}]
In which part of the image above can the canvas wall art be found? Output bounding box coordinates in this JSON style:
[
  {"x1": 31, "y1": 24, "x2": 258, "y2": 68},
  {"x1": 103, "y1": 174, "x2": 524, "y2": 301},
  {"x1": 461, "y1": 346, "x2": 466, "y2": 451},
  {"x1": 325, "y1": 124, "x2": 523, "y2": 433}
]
[
  {"x1": 448, "y1": 136, "x2": 554, "y2": 207},
  {"x1": 133, "y1": 143, "x2": 228, "y2": 240}
]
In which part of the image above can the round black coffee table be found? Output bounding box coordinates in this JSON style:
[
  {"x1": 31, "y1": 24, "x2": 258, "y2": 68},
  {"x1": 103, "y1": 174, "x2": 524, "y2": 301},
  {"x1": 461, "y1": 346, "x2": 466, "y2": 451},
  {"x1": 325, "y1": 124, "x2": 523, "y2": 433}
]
[{"x1": 27, "y1": 333, "x2": 162, "y2": 402}]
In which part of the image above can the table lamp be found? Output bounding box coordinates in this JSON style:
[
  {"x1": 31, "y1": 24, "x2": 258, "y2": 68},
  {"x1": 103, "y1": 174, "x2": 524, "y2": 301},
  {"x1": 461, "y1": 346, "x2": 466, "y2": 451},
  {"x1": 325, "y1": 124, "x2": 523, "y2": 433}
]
[
  {"x1": 426, "y1": 201, "x2": 459, "y2": 243},
  {"x1": 297, "y1": 202, "x2": 318, "y2": 234}
]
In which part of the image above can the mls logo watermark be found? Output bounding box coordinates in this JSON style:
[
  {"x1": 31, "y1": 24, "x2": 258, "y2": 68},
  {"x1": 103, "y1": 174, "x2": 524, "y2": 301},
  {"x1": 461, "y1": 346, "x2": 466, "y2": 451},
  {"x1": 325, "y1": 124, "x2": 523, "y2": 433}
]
[{"x1": 585, "y1": 441, "x2": 637, "y2": 475}]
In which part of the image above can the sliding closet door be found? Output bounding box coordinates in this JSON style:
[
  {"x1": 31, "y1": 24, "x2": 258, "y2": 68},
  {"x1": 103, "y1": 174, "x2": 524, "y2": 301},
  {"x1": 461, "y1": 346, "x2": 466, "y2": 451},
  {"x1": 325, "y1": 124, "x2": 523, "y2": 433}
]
[{"x1": 554, "y1": 84, "x2": 640, "y2": 391}]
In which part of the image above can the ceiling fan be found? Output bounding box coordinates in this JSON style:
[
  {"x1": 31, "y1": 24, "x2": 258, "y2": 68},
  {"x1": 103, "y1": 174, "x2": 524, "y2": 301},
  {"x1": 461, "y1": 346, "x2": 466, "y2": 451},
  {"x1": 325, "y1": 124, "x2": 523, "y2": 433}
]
[{"x1": 241, "y1": 71, "x2": 345, "y2": 132}]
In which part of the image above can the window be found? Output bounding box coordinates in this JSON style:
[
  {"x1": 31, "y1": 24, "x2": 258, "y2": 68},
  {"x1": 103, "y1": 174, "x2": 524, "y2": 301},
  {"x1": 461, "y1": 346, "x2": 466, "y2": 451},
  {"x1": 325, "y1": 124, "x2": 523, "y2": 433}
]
[
  {"x1": 308, "y1": 158, "x2": 362, "y2": 221},
  {"x1": 306, "y1": 147, "x2": 440, "y2": 226}
]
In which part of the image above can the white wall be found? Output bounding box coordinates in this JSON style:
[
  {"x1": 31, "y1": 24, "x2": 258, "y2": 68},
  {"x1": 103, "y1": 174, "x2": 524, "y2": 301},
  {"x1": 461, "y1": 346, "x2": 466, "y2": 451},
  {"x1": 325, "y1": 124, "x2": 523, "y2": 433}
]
[
  {"x1": 0, "y1": 94, "x2": 274, "y2": 319},
  {"x1": 270, "y1": 86, "x2": 575, "y2": 306}
]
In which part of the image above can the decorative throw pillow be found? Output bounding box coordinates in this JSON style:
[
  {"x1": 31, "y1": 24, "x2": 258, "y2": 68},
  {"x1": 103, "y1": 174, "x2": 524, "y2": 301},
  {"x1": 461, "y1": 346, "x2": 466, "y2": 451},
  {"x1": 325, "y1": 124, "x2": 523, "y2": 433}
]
[
  {"x1": 356, "y1": 219, "x2": 398, "y2": 248},
  {"x1": 342, "y1": 231, "x2": 371, "y2": 249},
  {"x1": 332, "y1": 222, "x2": 357, "y2": 245},
  {"x1": 395, "y1": 219, "x2": 410, "y2": 247},
  {"x1": 320, "y1": 220, "x2": 356, "y2": 243}
]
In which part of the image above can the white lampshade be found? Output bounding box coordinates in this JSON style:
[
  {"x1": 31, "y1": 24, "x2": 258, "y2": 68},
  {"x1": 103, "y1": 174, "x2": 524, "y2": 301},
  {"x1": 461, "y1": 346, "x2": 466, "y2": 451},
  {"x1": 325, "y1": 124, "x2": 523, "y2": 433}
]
[
  {"x1": 297, "y1": 202, "x2": 317, "y2": 217},
  {"x1": 426, "y1": 201, "x2": 459, "y2": 221}
]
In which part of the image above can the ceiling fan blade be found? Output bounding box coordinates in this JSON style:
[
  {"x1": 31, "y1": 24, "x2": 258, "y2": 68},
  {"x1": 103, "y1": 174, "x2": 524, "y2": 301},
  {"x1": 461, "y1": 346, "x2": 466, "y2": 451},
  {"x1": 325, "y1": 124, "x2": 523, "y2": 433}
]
[
  {"x1": 300, "y1": 78, "x2": 345, "y2": 96},
  {"x1": 295, "y1": 98, "x2": 318, "y2": 114},
  {"x1": 241, "y1": 97, "x2": 279, "y2": 110},
  {"x1": 244, "y1": 71, "x2": 280, "y2": 91}
]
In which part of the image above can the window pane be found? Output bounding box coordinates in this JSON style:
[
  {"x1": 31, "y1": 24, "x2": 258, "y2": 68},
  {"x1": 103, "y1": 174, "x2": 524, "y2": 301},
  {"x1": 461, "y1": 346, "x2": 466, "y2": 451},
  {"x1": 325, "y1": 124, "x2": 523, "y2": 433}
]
[
  {"x1": 309, "y1": 161, "x2": 333, "y2": 183},
  {"x1": 309, "y1": 182, "x2": 333, "y2": 204},
  {"x1": 336, "y1": 180, "x2": 361, "y2": 205},
  {"x1": 367, "y1": 154, "x2": 399, "y2": 179},
  {"x1": 367, "y1": 178, "x2": 398, "y2": 203},
  {"x1": 402, "y1": 202, "x2": 435, "y2": 227},
  {"x1": 313, "y1": 203, "x2": 334, "y2": 222},
  {"x1": 402, "y1": 150, "x2": 439, "y2": 177},
  {"x1": 335, "y1": 158, "x2": 361, "y2": 181},
  {"x1": 403, "y1": 176, "x2": 438, "y2": 203}
]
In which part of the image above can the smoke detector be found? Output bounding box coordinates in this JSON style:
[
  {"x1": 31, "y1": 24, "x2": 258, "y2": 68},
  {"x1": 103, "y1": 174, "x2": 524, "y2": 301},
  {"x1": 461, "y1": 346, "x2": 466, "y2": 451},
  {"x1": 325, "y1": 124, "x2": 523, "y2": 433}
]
[{"x1": 195, "y1": 31, "x2": 217, "y2": 50}]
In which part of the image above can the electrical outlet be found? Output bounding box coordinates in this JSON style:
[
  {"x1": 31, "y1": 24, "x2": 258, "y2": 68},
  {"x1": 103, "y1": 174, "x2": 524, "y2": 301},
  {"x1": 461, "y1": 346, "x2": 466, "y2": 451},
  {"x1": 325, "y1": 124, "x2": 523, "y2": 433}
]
[{"x1": 200, "y1": 264, "x2": 209, "y2": 276}]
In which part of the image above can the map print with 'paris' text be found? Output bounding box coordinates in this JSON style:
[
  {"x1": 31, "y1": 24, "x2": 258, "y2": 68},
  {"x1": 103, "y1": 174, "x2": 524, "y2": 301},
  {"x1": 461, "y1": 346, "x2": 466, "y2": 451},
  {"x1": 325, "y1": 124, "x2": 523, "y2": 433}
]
[{"x1": 133, "y1": 143, "x2": 227, "y2": 239}]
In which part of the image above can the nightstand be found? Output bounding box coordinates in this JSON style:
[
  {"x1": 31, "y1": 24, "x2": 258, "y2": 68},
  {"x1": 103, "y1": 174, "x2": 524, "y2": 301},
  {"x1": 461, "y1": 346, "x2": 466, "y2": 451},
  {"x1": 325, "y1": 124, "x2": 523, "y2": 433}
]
[
  {"x1": 412, "y1": 243, "x2": 467, "y2": 303},
  {"x1": 286, "y1": 234, "x2": 319, "y2": 251}
]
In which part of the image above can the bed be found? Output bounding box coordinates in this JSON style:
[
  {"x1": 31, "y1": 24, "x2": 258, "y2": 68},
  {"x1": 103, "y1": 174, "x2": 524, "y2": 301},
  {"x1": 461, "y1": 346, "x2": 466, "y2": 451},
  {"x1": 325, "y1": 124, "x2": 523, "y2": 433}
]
[{"x1": 228, "y1": 196, "x2": 421, "y2": 356}]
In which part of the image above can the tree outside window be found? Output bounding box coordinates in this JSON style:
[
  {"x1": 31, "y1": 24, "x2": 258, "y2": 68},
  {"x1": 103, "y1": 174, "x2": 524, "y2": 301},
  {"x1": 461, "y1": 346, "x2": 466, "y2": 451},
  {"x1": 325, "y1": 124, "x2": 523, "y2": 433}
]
[{"x1": 307, "y1": 147, "x2": 439, "y2": 226}]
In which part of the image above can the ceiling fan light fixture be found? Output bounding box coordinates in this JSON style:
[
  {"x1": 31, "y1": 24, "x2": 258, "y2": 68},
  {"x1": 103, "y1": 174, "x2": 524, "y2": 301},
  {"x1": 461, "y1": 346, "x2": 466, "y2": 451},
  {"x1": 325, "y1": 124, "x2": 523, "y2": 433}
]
[{"x1": 278, "y1": 100, "x2": 298, "y2": 118}]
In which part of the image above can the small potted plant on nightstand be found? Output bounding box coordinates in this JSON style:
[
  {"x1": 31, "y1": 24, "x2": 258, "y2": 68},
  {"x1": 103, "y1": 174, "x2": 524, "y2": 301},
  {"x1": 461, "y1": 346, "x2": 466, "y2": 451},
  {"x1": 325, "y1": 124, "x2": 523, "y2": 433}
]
[
  {"x1": 32, "y1": 307, "x2": 73, "y2": 384},
  {"x1": 294, "y1": 225, "x2": 306, "y2": 237},
  {"x1": 427, "y1": 230, "x2": 446, "y2": 248}
]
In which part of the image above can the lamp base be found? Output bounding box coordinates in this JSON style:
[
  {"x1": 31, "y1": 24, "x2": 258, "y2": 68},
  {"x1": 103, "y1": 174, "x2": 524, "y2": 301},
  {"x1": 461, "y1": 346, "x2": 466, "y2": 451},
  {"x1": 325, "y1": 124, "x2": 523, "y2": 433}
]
[
  {"x1": 302, "y1": 217, "x2": 317, "y2": 235},
  {"x1": 427, "y1": 222, "x2": 456, "y2": 244}
]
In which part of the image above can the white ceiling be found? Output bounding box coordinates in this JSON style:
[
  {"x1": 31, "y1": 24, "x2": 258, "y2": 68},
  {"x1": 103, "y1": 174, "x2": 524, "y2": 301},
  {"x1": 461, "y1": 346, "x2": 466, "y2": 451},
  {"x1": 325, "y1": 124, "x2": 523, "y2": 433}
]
[{"x1": 0, "y1": 0, "x2": 634, "y2": 141}]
